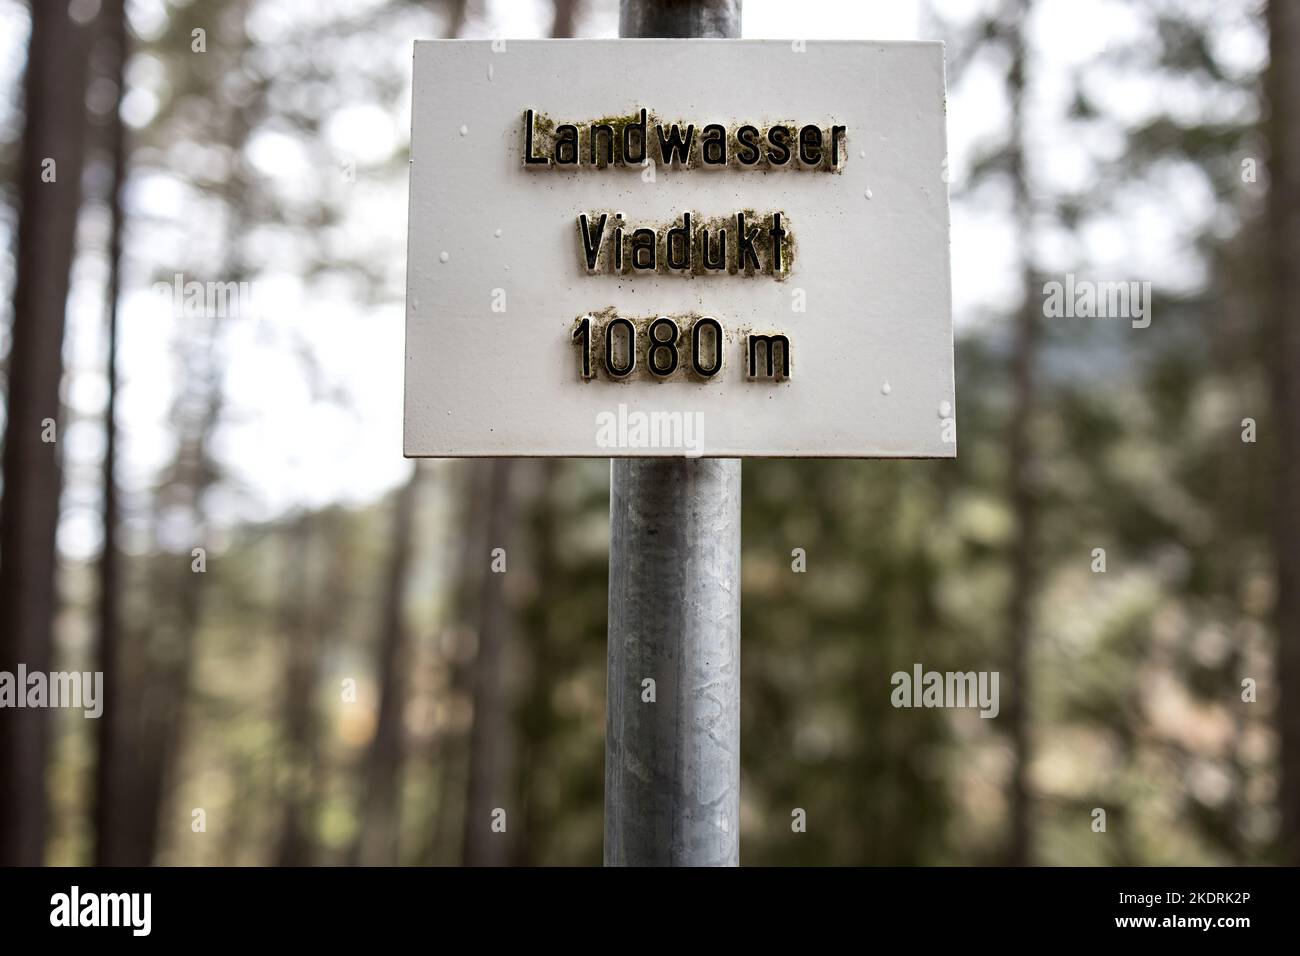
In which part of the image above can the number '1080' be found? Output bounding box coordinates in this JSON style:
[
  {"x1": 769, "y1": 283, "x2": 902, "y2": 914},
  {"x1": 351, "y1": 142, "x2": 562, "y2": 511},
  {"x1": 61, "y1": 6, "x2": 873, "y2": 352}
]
[{"x1": 571, "y1": 314, "x2": 791, "y2": 381}]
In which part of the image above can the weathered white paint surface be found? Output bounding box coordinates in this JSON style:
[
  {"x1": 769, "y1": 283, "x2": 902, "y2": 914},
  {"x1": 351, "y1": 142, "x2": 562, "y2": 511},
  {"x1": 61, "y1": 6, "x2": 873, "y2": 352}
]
[{"x1": 404, "y1": 39, "x2": 955, "y2": 457}]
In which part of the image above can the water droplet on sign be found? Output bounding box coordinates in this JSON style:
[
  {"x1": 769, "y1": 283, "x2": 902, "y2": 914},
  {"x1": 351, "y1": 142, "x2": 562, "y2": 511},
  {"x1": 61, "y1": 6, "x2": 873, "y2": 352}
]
[{"x1": 439, "y1": 251, "x2": 450, "y2": 263}]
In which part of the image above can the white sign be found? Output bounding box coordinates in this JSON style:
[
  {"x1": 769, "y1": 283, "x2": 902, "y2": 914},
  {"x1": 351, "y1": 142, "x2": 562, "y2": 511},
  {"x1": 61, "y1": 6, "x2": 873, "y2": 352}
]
[{"x1": 404, "y1": 39, "x2": 955, "y2": 458}]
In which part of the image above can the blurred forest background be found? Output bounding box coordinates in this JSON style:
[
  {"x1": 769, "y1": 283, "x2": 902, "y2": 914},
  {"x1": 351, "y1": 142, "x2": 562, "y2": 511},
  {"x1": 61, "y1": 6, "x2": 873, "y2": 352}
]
[{"x1": 1, "y1": 0, "x2": 1298, "y2": 866}]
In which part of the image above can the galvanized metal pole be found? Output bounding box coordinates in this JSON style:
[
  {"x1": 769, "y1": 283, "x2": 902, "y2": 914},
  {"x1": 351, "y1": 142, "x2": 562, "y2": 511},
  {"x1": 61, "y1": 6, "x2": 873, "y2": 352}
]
[
  {"x1": 605, "y1": 0, "x2": 743, "y2": 868},
  {"x1": 619, "y1": 0, "x2": 741, "y2": 39}
]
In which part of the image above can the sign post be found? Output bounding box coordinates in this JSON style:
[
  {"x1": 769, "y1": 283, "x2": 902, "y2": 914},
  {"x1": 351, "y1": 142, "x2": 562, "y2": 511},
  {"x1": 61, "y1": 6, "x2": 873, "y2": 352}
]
[
  {"x1": 404, "y1": 5, "x2": 954, "y2": 866},
  {"x1": 605, "y1": 0, "x2": 742, "y2": 869}
]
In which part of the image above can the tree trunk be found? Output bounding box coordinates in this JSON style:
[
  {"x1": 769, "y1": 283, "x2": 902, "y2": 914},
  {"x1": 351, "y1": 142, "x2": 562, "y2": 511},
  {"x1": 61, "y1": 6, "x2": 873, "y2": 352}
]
[
  {"x1": 277, "y1": 515, "x2": 319, "y2": 867},
  {"x1": 0, "y1": 0, "x2": 98, "y2": 866},
  {"x1": 1267, "y1": 0, "x2": 1300, "y2": 866},
  {"x1": 462, "y1": 460, "x2": 516, "y2": 866},
  {"x1": 512, "y1": 461, "x2": 560, "y2": 866},
  {"x1": 92, "y1": 0, "x2": 130, "y2": 868},
  {"x1": 425, "y1": 461, "x2": 490, "y2": 865},
  {"x1": 355, "y1": 465, "x2": 423, "y2": 865},
  {"x1": 1003, "y1": 0, "x2": 1038, "y2": 867},
  {"x1": 129, "y1": 0, "x2": 255, "y2": 863},
  {"x1": 551, "y1": 0, "x2": 580, "y2": 38},
  {"x1": 132, "y1": 401, "x2": 220, "y2": 864}
]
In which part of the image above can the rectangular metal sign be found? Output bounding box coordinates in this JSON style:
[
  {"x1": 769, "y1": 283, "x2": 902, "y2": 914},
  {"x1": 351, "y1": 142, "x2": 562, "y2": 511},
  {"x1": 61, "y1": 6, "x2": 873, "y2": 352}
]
[{"x1": 404, "y1": 39, "x2": 955, "y2": 457}]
